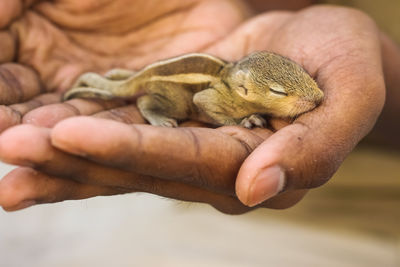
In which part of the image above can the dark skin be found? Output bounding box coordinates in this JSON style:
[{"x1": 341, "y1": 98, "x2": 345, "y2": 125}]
[
  {"x1": 247, "y1": 0, "x2": 316, "y2": 12},
  {"x1": 0, "y1": 0, "x2": 397, "y2": 213}
]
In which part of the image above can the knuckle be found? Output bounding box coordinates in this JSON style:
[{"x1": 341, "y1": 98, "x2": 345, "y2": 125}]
[
  {"x1": 179, "y1": 128, "x2": 214, "y2": 189},
  {"x1": 219, "y1": 126, "x2": 266, "y2": 153},
  {"x1": 0, "y1": 63, "x2": 42, "y2": 104},
  {"x1": 0, "y1": 64, "x2": 24, "y2": 104},
  {"x1": 0, "y1": 105, "x2": 22, "y2": 130}
]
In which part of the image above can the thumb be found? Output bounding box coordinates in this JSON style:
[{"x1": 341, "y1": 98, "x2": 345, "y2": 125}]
[
  {"x1": 235, "y1": 28, "x2": 386, "y2": 207},
  {"x1": 236, "y1": 65, "x2": 384, "y2": 207},
  {"x1": 236, "y1": 75, "x2": 384, "y2": 206},
  {"x1": 235, "y1": 122, "x2": 344, "y2": 207}
]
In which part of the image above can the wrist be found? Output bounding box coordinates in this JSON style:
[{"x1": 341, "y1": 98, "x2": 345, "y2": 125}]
[{"x1": 365, "y1": 33, "x2": 400, "y2": 149}]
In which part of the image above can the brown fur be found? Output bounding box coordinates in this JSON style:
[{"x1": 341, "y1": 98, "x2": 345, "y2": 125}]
[{"x1": 64, "y1": 52, "x2": 324, "y2": 127}]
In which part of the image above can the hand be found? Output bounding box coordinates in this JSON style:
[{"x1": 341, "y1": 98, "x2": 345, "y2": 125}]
[
  {"x1": 0, "y1": 0, "x2": 247, "y2": 130},
  {"x1": 0, "y1": 4, "x2": 386, "y2": 213},
  {"x1": 0, "y1": 0, "x2": 251, "y2": 212}
]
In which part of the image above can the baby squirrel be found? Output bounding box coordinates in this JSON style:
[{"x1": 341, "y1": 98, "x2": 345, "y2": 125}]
[{"x1": 63, "y1": 52, "x2": 324, "y2": 128}]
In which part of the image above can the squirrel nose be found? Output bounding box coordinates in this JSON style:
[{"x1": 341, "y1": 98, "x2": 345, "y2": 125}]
[{"x1": 306, "y1": 89, "x2": 324, "y2": 105}]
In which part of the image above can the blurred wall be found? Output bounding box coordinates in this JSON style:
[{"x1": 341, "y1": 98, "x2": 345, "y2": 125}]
[
  {"x1": 247, "y1": 0, "x2": 400, "y2": 44},
  {"x1": 322, "y1": 0, "x2": 400, "y2": 43}
]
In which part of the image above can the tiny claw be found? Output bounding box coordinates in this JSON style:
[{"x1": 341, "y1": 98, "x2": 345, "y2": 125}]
[
  {"x1": 240, "y1": 114, "x2": 267, "y2": 129},
  {"x1": 150, "y1": 117, "x2": 178, "y2": 127},
  {"x1": 161, "y1": 119, "x2": 178, "y2": 128}
]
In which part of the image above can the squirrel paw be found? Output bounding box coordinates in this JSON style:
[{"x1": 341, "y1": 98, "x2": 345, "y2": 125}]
[
  {"x1": 161, "y1": 119, "x2": 178, "y2": 128},
  {"x1": 240, "y1": 114, "x2": 267, "y2": 129},
  {"x1": 150, "y1": 117, "x2": 178, "y2": 128}
]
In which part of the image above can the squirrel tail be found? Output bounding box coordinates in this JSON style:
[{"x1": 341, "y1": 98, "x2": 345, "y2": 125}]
[
  {"x1": 63, "y1": 72, "x2": 141, "y2": 101},
  {"x1": 63, "y1": 86, "x2": 116, "y2": 101}
]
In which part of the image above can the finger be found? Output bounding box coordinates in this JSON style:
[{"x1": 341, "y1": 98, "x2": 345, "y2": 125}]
[
  {"x1": 50, "y1": 117, "x2": 270, "y2": 195},
  {"x1": 0, "y1": 31, "x2": 15, "y2": 63},
  {"x1": 22, "y1": 98, "x2": 126, "y2": 127},
  {"x1": 0, "y1": 124, "x2": 147, "y2": 189},
  {"x1": 260, "y1": 189, "x2": 308, "y2": 209},
  {"x1": 0, "y1": 124, "x2": 303, "y2": 213},
  {"x1": 0, "y1": 167, "x2": 250, "y2": 214},
  {"x1": 0, "y1": 0, "x2": 41, "y2": 28},
  {"x1": 93, "y1": 105, "x2": 146, "y2": 124},
  {"x1": 0, "y1": 167, "x2": 126, "y2": 212},
  {"x1": 0, "y1": 93, "x2": 60, "y2": 132},
  {"x1": 93, "y1": 105, "x2": 205, "y2": 126},
  {"x1": 268, "y1": 117, "x2": 290, "y2": 131},
  {"x1": 0, "y1": 165, "x2": 306, "y2": 212},
  {"x1": 0, "y1": 63, "x2": 43, "y2": 105},
  {"x1": 0, "y1": 1, "x2": 22, "y2": 28},
  {"x1": 179, "y1": 120, "x2": 209, "y2": 127},
  {"x1": 0, "y1": 125, "x2": 248, "y2": 213}
]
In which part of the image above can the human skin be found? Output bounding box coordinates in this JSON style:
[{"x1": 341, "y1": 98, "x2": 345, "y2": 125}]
[
  {"x1": 247, "y1": 0, "x2": 316, "y2": 12},
  {"x1": 364, "y1": 34, "x2": 400, "y2": 149},
  {"x1": 0, "y1": 0, "x2": 393, "y2": 213}
]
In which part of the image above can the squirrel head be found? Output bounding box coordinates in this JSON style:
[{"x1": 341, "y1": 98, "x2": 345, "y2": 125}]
[{"x1": 226, "y1": 51, "x2": 324, "y2": 118}]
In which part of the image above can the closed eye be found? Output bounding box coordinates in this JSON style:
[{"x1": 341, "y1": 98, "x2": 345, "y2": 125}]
[{"x1": 270, "y1": 88, "x2": 288, "y2": 96}]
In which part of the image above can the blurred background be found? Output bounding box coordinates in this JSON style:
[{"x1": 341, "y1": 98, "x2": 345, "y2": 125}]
[
  {"x1": 1, "y1": 1, "x2": 400, "y2": 266},
  {"x1": 1, "y1": 144, "x2": 399, "y2": 266}
]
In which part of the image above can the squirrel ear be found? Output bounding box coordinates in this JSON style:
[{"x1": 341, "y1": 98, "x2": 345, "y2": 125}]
[
  {"x1": 233, "y1": 70, "x2": 250, "y2": 97},
  {"x1": 235, "y1": 70, "x2": 248, "y2": 80}
]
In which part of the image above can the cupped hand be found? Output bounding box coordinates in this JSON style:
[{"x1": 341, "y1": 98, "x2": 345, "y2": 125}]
[
  {"x1": 0, "y1": 0, "x2": 247, "y2": 130},
  {"x1": 0, "y1": 4, "x2": 385, "y2": 213}
]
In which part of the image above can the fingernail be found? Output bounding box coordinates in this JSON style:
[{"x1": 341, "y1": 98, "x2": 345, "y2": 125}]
[{"x1": 247, "y1": 165, "x2": 285, "y2": 207}]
